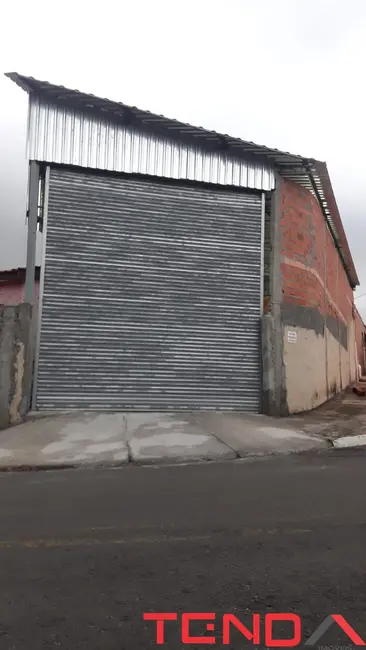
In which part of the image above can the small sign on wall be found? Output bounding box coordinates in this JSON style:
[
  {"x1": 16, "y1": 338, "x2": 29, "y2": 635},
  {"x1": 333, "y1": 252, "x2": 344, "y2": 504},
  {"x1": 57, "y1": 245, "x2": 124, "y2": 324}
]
[{"x1": 287, "y1": 330, "x2": 297, "y2": 344}]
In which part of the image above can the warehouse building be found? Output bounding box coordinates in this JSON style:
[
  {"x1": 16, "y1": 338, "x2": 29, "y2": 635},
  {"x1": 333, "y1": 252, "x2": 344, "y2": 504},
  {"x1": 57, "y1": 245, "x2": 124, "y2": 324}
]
[{"x1": 6, "y1": 73, "x2": 361, "y2": 415}]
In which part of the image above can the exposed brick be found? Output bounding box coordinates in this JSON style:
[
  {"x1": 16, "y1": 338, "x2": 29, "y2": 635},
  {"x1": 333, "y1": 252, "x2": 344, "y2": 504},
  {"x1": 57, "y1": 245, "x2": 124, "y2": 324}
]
[{"x1": 280, "y1": 178, "x2": 353, "y2": 327}]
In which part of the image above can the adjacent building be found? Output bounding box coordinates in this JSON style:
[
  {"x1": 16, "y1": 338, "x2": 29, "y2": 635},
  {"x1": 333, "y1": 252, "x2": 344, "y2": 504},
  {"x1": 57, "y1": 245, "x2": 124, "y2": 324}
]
[
  {"x1": 355, "y1": 306, "x2": 366, "y2": 379},
  {"x1": 6, "y1": 72, "x2": 363, "y2": 415},
  {"x1": 0, "y1": 267, "x2": 40, "y2": 306}
]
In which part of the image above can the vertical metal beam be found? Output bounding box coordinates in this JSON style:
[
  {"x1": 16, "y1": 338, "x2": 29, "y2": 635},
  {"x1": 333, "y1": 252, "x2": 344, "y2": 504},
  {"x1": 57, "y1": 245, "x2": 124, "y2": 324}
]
[
  {"x1": 24, "y1": 161, "x2": 39, "y2": 305},
  {"x1": 259, "y1": 192, "x2": 266, "y2": 413},
  {"x1": 32, "y1": 166, "x2": 50, "y2": 409},
  {"x1": 260, "y1": 192, "x2": 265, "y2": 317}
]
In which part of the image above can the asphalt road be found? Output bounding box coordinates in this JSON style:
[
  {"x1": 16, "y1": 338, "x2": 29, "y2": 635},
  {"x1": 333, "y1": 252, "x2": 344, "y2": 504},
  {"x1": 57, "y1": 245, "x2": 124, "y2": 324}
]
[{"x1": 0, "y1": 449, "x2": 366, "y2": 649}]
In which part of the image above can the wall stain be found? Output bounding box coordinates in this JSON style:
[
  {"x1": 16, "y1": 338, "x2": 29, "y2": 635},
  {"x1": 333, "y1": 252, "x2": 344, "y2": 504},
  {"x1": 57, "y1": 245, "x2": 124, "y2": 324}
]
[
  {"x1": 281, "y1": 302, "x2": 348, "y2": 351},
  {"x1": 9, "y1": 342, "x2": 25, "y2": 424}
]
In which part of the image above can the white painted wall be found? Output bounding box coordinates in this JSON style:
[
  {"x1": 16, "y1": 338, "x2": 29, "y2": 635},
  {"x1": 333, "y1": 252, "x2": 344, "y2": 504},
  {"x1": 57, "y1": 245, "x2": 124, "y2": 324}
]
[{"x1": 283, "y1": 321, "x2": 357, "y2": 414}]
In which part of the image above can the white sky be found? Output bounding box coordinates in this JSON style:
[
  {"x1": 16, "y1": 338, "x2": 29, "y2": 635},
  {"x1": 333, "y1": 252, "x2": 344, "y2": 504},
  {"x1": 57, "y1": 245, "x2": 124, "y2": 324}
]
[{"x1": 1, "y1": 0, "x2": 366, "y2": 315}]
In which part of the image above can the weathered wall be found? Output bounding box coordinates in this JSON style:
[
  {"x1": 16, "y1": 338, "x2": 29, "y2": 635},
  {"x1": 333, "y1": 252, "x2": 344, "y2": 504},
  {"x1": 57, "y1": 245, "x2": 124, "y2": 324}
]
[
  {"x1": 283, "y1": 325, "x2": 327, "y2": 411},
  {"x1": 280, "y1": 178, "x2": 357, "y2": 413},
  {"x1": 0, "y1": 304, "x2": 33, "y2": 430},
  {"x1": 354, "y1": 306, "x2": 366, "y2": 375}
]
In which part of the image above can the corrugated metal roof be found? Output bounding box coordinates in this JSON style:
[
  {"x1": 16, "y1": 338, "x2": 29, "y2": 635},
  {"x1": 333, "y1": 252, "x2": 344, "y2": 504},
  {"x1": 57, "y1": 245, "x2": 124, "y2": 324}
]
[
  {"x1": 5, "y1": 72, "x2": 359, "y2": 287},
  {"x1": 26, "y1": 96, "x2": 275, "y2": 191}
]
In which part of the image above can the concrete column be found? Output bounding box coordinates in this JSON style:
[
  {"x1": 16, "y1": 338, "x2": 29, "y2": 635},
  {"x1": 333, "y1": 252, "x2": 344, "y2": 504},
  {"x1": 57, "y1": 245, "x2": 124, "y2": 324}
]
[
  {"x1": 262, "y1": 175, "x2": 287, "y2": 416},
  {"x1": 0, "y1": 304, "x2": 32, "y2": 430}
]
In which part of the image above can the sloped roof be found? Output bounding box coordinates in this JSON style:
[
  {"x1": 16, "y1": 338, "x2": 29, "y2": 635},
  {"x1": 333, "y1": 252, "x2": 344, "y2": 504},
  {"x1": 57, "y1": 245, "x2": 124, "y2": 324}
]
[{"x1": 5, "y1": 72, "x2": 359, "y2": 287}]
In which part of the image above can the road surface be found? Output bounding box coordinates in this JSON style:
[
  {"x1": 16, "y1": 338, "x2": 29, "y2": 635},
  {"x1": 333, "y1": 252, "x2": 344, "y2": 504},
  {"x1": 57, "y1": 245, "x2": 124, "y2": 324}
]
[{"x1": 0, "y1": 449, "x2": 365, "y2": 648}]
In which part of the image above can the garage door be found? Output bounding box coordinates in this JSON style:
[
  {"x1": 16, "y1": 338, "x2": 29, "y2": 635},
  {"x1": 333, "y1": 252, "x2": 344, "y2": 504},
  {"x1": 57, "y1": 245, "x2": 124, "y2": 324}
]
[{"x1": 35, "y1": 167, "x2": 263, "y2": 411}]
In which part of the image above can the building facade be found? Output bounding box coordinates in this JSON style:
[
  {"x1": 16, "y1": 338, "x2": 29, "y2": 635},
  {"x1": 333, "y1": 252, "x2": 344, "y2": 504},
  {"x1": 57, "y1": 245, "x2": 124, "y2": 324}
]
[
  {"x1": 6, "y1": 72, "x2": 363, "y2": 415},
  {"x1": 278, "y1": 180, "x2": 359, "y2": 412},
  {"x1": 355, "y1": 306, "x2": 366, "y2": 378}
]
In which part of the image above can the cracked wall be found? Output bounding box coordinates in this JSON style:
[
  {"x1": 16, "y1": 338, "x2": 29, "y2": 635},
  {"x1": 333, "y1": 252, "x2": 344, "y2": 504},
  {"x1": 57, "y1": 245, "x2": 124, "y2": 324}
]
[{"x1": 0, "y1": 304, "x2": 32, "y2": 430}]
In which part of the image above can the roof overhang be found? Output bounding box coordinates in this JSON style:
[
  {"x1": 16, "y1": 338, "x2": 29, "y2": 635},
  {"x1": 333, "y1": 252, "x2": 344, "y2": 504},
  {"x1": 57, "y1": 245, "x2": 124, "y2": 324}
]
[{"x1": 5, "y1": 72, "x2": 359, "y2": 287}]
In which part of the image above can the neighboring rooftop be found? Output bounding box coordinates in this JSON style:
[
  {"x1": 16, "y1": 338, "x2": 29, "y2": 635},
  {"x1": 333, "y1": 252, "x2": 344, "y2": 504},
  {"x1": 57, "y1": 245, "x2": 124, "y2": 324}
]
[
  {"x1": 0, "y1": 266, "x2": 40, "y2": 279},
  {"x1": 5, "y1": 72, "x2": 359, "y2": 287}
]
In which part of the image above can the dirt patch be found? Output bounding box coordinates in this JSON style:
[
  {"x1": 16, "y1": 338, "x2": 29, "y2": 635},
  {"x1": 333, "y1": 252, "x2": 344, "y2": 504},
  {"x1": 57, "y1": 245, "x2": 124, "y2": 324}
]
[{"x1": 290, "y1": 390, "x2": 366, "y2": 441}]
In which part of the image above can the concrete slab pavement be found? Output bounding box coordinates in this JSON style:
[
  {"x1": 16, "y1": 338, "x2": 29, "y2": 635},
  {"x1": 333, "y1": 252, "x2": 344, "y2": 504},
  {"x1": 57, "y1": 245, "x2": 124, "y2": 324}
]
[
  {"x1": 124, "y1": 413, "x2": 236, "y2": 463},
  {"x1": 0, "y1": 410, "x2": 329, "y2": 470},
  {"x1": 184, "y1": 412, "x2": 329, "y2": 456},
  {"x1": 0, "y1": 413, "x2": 129, "y2": 468},
  {"x1": 333, "y1": 434, "x2": 366, "y2": 449},
  {"x1": 289, "y1": 389, "x2": 366, "y2": 446}
]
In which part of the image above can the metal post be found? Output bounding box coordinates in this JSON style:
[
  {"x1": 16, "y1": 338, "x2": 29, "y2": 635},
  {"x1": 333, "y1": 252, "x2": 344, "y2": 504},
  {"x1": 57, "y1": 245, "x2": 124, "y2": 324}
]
[
  {"x1": 31, "y1": 166, "x2": 50, "y2": 409},
  {"x1": 260, "y1": 192, "x2": 265, "y2": 317},
  {"x1": 24, "y1": 161, "x2": 39, "y2": 305}
]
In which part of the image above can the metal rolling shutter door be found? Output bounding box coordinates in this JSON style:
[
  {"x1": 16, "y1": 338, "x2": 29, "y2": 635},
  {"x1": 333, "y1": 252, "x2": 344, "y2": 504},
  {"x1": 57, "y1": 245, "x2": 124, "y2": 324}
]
[{"x1": 36, "y1": 167, "x2": 263, "y2": 411}]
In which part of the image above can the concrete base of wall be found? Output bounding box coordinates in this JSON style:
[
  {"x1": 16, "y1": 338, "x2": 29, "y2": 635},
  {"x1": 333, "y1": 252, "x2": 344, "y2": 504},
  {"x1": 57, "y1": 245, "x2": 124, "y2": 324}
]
[
  {"x1": 284, "y1": 325, "x2": 327, "y2": 413},
  {"x1": 0, "y1": 304, "x2": 33, "y2": 430},
  {"x1": 283, "y1": 323, "x2": 357, "y2": 414},
  {"x1": 262, "y1": 314, "x2": 288, "y2": 416}
]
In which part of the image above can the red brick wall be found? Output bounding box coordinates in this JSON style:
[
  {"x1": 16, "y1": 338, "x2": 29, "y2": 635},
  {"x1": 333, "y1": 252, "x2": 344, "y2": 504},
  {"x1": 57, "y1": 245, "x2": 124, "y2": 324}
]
[
  {"x1": 279, "y1": 178, "x2": 357, "y2": 412},
  {"x1": 280, "y1": 178, "x2": 354, "y2": 326}
]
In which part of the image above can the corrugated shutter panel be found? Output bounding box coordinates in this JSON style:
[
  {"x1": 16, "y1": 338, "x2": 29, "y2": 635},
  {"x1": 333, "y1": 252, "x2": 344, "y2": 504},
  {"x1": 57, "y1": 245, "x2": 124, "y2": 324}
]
[{"x1": 36, "y1": 167, "x2": 263, "y2": 411}]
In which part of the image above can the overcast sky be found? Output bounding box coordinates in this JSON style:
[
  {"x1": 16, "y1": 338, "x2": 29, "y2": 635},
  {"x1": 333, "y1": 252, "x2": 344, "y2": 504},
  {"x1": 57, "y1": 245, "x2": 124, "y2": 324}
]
[{"x1": 1, "y1": 0, "x2": 366, "y2": 315}]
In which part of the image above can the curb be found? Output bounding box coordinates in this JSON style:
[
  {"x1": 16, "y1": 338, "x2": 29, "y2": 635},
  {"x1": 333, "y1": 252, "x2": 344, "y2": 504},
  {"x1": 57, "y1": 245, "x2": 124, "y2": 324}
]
[
  {"x1": 0, "y1": 445, "x2": 337, "y2": 472},
  {"x1": 0, "y1": 463, "x2": 78, "y2": 472},
  {"x1": 129, "y1": 451, "x2": 238, "y2": 466},
  {"x1": 0, "y1": 459, "x2": 137, "y2": 473},
  {"x1": 332, "y1": 434, "x2": 366, "y2": 449},
  {"x1": 1, "y1": 438, "x2": 365, "y2": 473},
  {"x1": 0, "y1": 456, "x2": 236, "y2": 473}
]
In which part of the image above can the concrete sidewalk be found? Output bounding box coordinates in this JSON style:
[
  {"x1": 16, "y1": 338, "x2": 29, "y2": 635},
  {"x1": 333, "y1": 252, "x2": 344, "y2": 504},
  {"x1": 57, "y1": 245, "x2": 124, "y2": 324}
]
[
  {"x1": 292, "y1": 389, "x2": 366, "y2": 441},
  {"x1": 0, "y1": 411, "x2": 329, "y2": 469}
]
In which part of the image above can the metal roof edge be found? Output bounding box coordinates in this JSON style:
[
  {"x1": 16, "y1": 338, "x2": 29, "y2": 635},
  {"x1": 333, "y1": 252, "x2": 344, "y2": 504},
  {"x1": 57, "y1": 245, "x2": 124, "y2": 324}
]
[
  {"x1": 4, "y1": 72, "x2": 305, "y2": 163},
  {"x1": 4, "y1": 72, "x2": 359, "y2": 288},
  {"x1": 311, "y1": 161, "x2": 359, "y2": 288},
  {"x1": 5, "y1": 72, "x2": 33, "y2": 93}
]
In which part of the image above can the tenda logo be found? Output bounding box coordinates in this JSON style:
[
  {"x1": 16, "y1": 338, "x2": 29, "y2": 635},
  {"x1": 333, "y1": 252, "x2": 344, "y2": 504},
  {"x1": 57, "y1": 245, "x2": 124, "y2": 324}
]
[{"x1": 143, "y1": 612, "x2": 366, "y2": 646}]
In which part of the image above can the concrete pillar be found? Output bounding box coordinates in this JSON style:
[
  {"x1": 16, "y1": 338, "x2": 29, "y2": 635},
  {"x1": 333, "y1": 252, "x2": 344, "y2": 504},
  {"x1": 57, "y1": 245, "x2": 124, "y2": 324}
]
[
  {"x1": 0, "y1": 304, "x2": 32, "y2": 430},
  {"x1": 261, "y1": 175, "x2": 287, "y2": 416}
]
